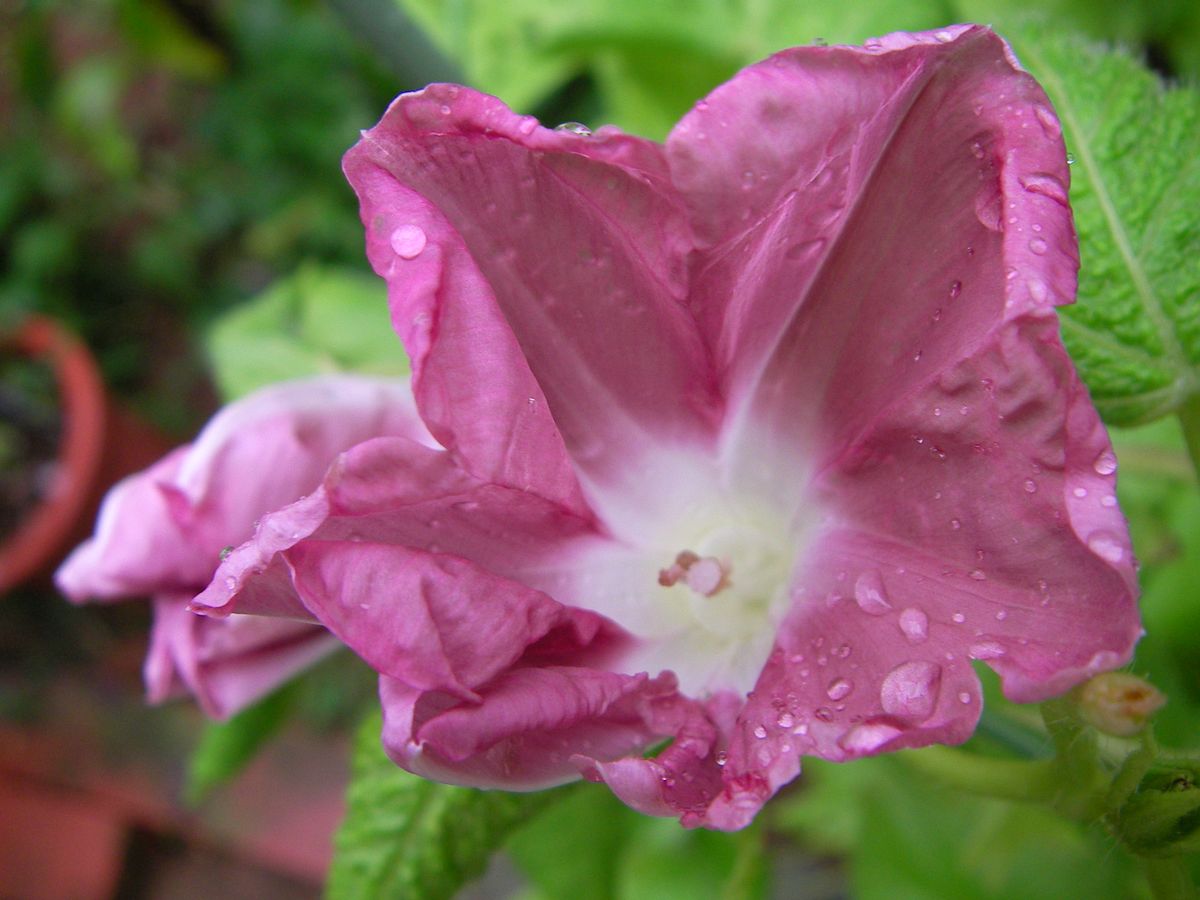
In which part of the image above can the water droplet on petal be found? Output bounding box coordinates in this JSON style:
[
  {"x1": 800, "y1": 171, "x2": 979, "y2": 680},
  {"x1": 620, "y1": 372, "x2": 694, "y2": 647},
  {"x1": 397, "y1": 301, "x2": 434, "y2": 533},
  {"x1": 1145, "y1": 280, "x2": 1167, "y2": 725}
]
[
  {"x1": 958, "y1": 691, "x2": 973, "y2": 704},
  {"x1": 952, "y1": 612, "x2": 966, "y2": 624},
  {"x1": 880, "y1": 661, "x2": 942, "y2": 719},
  {"x1": 753, "y1": 724, "x2": 768, "y2": 739},
  {"x1": 854, "y1": 570, "x2": 892, "y2": 615},
  {"x1": 555, "y1": 121, "x2": 592, "y2": 136},
  {"x1": 1028, "y1": 277, "x2": 1049, "y2": 303},
  {"x1": 934, "y1": 30, "x2": 954, "y2": 43},
  {"x1": 1029, "y1": 237, "x2": 1048, "y2": 255},
  {"x1": 814, "y1": 706, "x2": 834, "y2": 722},
  {"x1": 949, "y1": 279, "x2": 963, "y2": 299},
  {"x1": 1066, "y1": 152, "x2": 1076, "y2": 166},
  {"x1": 777, "y1": 712, "x2": 795, "y2": 729},
  {"x1": 1020, "y1": 172, "x2": 1069, "y2": 206},
  {"x1": 1101, "y1": 494, "x2": 1118, "y2": 508},
  {"x1": 1034, "y1": 104, "x2": 1062, "y2": 137},
  {"x1": 517, "y1": 116, "x2": 537, "y2": 135},
  {"x1": 1088, "y1": 531, "x2": 1126, "y2": 564},
  {"x1": 839, "y1": 720, "x2": 903, "y2": 754},
  {"x1": 1023, "y1": 479, "x2": 1037, "y2": 493},
  {"x1": 1073, "y1": 486, "x2": 1089, "y2": 498},
  {"x1": 826, "y1": 678, "x2": 853, "y2": 701},
  {"x1": 969, "y1": 569, "x2": 987, "y2": 581},
  {"x1": 899, "y1": 608, "x2": 929, "y2": 643},
  {"x1": 1093, "y1": 450, "x2": 1118, "y2": 475},
  {"x1": 969, "y1": 640, "x2": 1006, "y2": 660},
  {"x1": 390, "y1": 224, "x2": 427, "y2": 259},
  {"x1": 785, "y1": 238, "x2": 825, "y2": 261}
]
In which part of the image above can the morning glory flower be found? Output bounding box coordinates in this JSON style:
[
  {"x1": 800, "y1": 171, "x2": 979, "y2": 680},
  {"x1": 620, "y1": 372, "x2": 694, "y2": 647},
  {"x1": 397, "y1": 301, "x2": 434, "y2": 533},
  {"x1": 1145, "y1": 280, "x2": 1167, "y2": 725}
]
[
  {"x1": 57, "y1": 375, "x2": 427, "y2": 718},
  {"x1": 193, "y1": 25, "x2": 1141, "y2": 829}
]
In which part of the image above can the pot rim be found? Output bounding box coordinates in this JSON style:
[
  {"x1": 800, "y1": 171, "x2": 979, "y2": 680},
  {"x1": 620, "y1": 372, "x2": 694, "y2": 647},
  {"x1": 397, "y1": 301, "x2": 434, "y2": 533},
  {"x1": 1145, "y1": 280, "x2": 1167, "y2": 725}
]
[{"x1": 1, "y1": 314, "x2": 106, "y2": 594}]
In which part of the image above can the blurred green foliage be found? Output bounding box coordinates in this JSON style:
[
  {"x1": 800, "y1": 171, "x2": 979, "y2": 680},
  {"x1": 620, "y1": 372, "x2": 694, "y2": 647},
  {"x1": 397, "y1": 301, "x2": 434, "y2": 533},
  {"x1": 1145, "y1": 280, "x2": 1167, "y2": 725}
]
[{"x1": 0, "y1": 0, "x2": 405, "y2": 429}]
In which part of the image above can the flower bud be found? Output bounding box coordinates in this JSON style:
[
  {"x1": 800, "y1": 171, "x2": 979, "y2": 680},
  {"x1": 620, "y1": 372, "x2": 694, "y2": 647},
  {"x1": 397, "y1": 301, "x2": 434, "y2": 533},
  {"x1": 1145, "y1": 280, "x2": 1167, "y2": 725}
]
[
  {"x1": 1077, "y1": 672, "x2": 1165, "y2": 737},
  {"x1": 1116, "y1": 761, "x2": 1200, "y2": 857}
]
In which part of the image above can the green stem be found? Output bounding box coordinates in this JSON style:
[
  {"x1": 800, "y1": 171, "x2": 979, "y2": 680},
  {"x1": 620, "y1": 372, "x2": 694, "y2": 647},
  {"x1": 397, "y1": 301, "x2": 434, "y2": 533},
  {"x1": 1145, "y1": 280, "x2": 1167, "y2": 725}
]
[
  {"x1": 720, "y1": 818, "x2": 765, "y2": 900},
  {"x1": 899, "y1": 746, "x2": 1060, "y2": 803},
  {"x1": 1177, "y1": 395, "x2": 1200, "y2": 485},
  {"x1": 1142, "y1": 858, "x2": 1198, "y2": 900}
]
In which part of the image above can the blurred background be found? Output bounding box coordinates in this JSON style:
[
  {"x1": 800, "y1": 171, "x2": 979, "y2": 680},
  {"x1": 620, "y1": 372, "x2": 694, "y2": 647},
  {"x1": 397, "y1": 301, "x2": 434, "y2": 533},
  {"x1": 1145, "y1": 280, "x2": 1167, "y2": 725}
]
[{"x1": 1, "y1": 1, "x2": 1197, "y2": 898}]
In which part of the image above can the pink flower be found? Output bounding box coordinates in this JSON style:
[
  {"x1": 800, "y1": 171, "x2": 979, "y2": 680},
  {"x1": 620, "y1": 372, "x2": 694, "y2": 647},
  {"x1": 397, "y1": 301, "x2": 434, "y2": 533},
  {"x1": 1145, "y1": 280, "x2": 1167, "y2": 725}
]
[
  {"x1": 193, "y1": 26, "x2": 1140, "y2": 828},
  {"x1": 57, "y1": 375, "x2": 430, "y2": 718}
]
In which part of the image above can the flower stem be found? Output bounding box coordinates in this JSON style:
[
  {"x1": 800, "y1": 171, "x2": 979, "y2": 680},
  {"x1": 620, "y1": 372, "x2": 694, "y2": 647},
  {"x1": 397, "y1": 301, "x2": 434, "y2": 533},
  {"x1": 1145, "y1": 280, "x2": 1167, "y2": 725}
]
[
  {"x1": 899, "y1": 746, "x2": 1060, "y2": 803},
  {"x1": 720, "y1": 818, "x2": 765, "y2": 900},
  {"x1": 1177, "y1": 394, "x2": 1200, "y2": 485},
  {"x1": 1142, "y1": 858, "x2": 1198, "y2": 900}
]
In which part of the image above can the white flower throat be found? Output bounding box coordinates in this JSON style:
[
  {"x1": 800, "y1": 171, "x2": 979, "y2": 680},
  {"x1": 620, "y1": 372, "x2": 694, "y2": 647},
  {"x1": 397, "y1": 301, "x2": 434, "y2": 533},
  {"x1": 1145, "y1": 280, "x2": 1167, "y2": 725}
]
[{"x1": 561, "y1": 452, "x2": 808, "y2": 697}]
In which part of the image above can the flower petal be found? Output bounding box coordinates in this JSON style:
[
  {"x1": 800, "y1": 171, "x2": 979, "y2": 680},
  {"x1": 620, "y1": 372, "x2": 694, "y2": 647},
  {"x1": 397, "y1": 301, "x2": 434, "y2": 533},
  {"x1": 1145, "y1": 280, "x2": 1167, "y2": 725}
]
[
  {"x1": 56, "y1": 375, "x2": 428, "y2": 601},
  {"x1": 145, "y1": 595, "x2": 340, "y2": 719},
  {"x1": 281, "y1": 539, "x2": 624, "y2": 702},
  {"x1": 668, "y1": 26, "x2": 1076, "y2": 486},
  {"x1": 344, "y1": 86, "x2": 720, "y2": 506},
  {"x1": 812, "y1": 315, "x2": 1140, "y2": 702},
  {"x1": 192, "y1": 436, "x2": 604, "y2": 621},
  {"x1": 379, "y1": 669, "x2": 687, "y2": 791}
]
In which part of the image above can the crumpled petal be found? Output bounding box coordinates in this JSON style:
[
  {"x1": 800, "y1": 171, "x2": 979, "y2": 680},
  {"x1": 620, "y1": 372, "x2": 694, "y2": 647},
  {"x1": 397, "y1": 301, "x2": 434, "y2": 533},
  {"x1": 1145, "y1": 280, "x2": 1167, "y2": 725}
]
[
  {"x1": 57, "y1": 375, "x2": 430, "y2": 601},
  {"x1": 344, "y1": 84, "x2": 721, "y2": 512},
  {"x1": 58, "y1": 375, "x2": 429, "y2": 717},
  {"x1": 145, "y1": 594, "x2": 341, "y2": 719}
]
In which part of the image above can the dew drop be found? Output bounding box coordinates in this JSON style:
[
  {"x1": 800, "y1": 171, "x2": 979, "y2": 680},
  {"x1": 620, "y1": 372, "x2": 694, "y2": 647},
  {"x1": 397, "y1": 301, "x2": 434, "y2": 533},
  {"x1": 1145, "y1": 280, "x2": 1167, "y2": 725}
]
[
  {"x1": 899, "y1": 607, "x2": 929, "y2": 643},
  {"x1": 952, "y1": 612, "x2": 966, "y2": 624},
  {"x1": 1101, "y1": 494, "x2": 1118, "y2": 508},
  {"x1": 785, "y1": 238, "x2": 825, "y2": 261},
  {"x1": 814, "y1": 706, "x2": 834, "y2": 722},
  {"x1": 555, "y1": 121, "x2": 592, "y2": 136},
  {"x1": 1029, "y1": 237, "x2": 1048, "y2": 255},
  {"x1": 949, "y1": 279, "x2": 963, "y2": 299},
  {"x1": 1093, "y1": 450, "x2": 1118, "y2": 475},
  {"x1": 880, "y1": 661, "x2": 942, "y2": 719},
  {"x1": 1088, "y1": 531, "x2": 1126, "y2": 564},
  {"x1": 1020, "y1": 172, "x2": 1069, "y2": 206},
  {"x1": 969, "y1": 640, "x2": 1006, "y2": 660},
  {"x1": 934, "y1": 30, "x2": 954, "y2": 42},
  {"x1": 1066, "y1": 152, "x2": 1076, "y2": 166},
  {"x1": 826, "y1": 678, "x2": 853, "y2": 701},
  {"x1": 995, "y1": 609, "x2": 1008, "y2": 621},
  {"x1": 839, "y1": 720, "x2": 903, "y2": 754},
  {"x1": 1028, "y1": 278, "x2": 1049, "y2": 304},
  {"x1": 968, "y1": 569, "x2": 987, "y2": 581},
  {"x1": 777, "y1": 712, "x2": 795, "y2": 729},
  {"x1": 517, "y1": 116, "x2": 537, "y2": 135},
  {"x1": 1034, "y1": 104, "x2": 1062, "y2": 137},
  {"x1": 1073, "y1": 486, "x2": 1088, "y2": 498},
  {"x1": 389, "y1": 224, "x2": 427, "y2": 259},
  {"x1": 958, "y1": 691, "x2": 973, "y2": 705},
  {"x1": 753, "y1": 724, "x2": 768, "y2": 739},
  {"x1": 1023, "y1": 479, "x2": 1037, "y2": 493},
  {"x1": 715, "y1": 750, "x2": 728, "y2": 767},
  {"x1": 854, "y1": 570, "x2": 892, "y2": 615}
]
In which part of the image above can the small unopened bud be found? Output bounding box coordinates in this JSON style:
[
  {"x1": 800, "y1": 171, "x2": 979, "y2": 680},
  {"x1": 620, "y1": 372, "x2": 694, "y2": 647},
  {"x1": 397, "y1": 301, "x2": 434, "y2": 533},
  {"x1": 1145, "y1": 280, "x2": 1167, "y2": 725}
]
[{"x1": 1078, "y1": 672, "x2": 1165, "y2": 737}]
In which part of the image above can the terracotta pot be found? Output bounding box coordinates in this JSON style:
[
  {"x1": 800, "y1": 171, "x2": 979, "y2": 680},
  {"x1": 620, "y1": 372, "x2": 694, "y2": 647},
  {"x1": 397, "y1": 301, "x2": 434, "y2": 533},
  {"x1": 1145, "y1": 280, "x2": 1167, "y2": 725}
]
[{"x1": 0, "y1": 314, "x2": 171, "y2": 595}]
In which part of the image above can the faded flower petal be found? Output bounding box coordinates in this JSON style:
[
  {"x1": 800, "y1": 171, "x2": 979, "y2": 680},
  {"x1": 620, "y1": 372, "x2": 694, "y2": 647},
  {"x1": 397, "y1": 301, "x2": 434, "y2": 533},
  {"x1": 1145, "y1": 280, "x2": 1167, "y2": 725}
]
[
  {"x1": 58, "y1": 375, "x2": 427, "y2": 717},
  {"x1": 198, "y1": 26, "x2": 1140, "y2": 826}
]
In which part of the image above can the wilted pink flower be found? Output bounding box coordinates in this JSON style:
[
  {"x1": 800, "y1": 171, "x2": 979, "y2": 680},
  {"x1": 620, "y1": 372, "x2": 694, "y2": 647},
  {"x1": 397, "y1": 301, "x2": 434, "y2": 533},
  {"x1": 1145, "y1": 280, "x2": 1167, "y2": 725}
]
[
  {"x1": 57, "y1": 375, "x2": 429, "y2": 718},
  {"x1": 194, "y1": 26, "x2": 1140, "y2": 828}
]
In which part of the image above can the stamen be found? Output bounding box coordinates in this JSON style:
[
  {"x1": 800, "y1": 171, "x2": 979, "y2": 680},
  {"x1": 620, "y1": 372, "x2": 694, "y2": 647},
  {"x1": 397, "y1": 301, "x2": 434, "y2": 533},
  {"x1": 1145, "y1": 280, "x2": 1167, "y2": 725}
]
[{"x1": 658, "y1": 550, "x2": 730, "y2": 597}]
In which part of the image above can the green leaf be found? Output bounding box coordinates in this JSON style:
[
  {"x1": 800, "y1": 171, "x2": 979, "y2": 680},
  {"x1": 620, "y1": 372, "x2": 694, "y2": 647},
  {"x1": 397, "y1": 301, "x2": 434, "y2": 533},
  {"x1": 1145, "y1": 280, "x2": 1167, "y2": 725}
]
[
  {"x1": 997, "y1": 25, "x2": 1200, "y2": 426},
  {"x1": 206, "y1": 263, "x2": 408, "y2": 401},
  {"x1": 394, "y1": 0, "x2": 581, "y2": 111},
  {"x1": 328, "y1": 711, "x2": 566, "y2": 900},
  {"x1": 509, "y1": 783, "x2": 639, "y2": 900},
  {"x1": 186, "y1": 681, "x2": 298, "y2": 804}
]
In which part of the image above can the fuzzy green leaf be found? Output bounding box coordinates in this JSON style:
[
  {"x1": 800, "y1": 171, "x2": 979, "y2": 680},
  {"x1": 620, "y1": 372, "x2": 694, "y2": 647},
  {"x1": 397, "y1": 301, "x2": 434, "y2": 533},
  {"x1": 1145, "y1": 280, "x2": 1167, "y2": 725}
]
[
  {"x1": 1000, "y1": 26, "x2": 1200, "y2": 425},
  {"x1": 328, "y1": 712, "x2": 565, "y2": 900}
]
